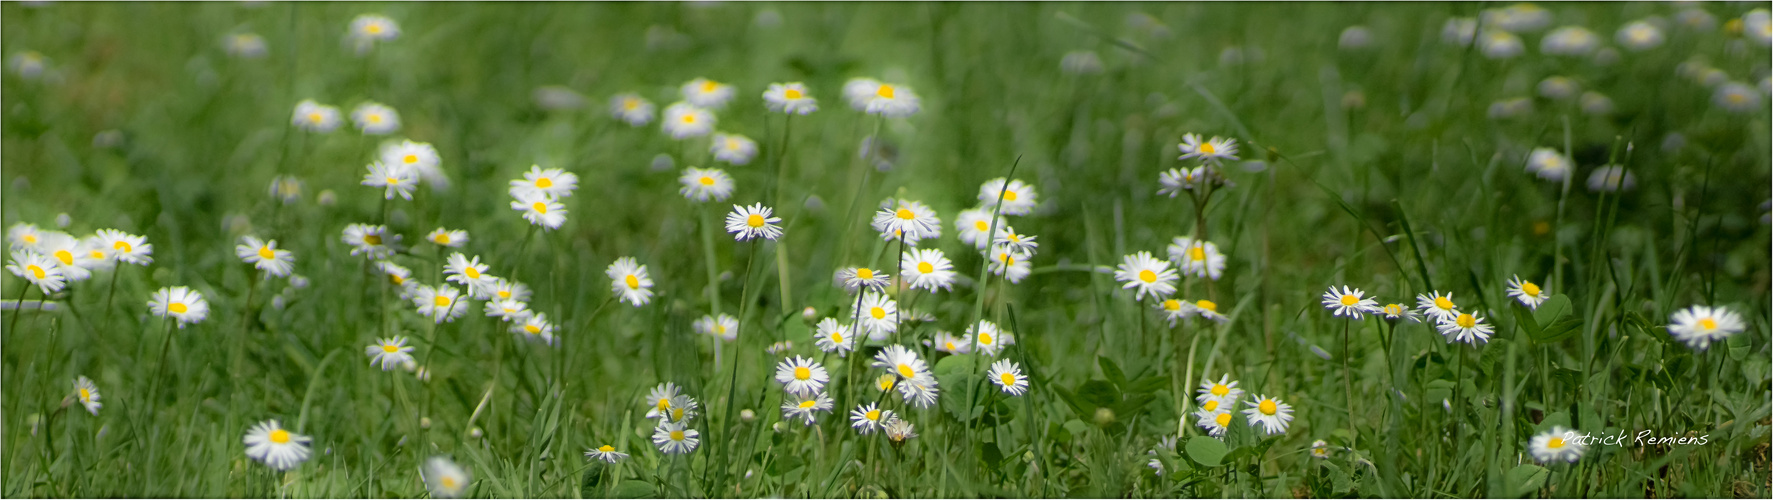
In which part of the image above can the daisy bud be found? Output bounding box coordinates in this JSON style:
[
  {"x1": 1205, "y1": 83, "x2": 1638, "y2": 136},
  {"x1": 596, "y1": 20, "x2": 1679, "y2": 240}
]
[
  {"x1": 1093, "y1": 407, "x2": 1116, "y2": 427},
  {"x1": 802, "y1": 306, "x2": 817, "y2": 321},
  {"x1": 469, "y1": 427, "x2": 483, "y2": 438},
  {"x1": 739, "y1": 409, "x2": 755, "y2": 422},
  {"x1": 420, "y1": 417, "x2": 431, "y2": 429}
]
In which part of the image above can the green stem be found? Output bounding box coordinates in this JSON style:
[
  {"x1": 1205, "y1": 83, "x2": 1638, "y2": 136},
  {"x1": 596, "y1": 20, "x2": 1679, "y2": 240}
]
[
  {"x1": 1343, "y1": 318, "x2": 1357, "y2": 445},
  {"x1": 701, "y1": 207, "x2": 724, "y2": 317}
]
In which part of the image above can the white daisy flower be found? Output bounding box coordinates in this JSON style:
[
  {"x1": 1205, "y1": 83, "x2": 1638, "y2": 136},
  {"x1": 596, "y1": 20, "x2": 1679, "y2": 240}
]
[
  {"x1": 1505, "y1": 275, "x2": 1549, "y2": 310},
  {"x1": 1196, "y1": 375, "x2": 1244, "y2": 405},
  {"x1": 341, "y1": 224, "x2": 397, "y2": 259},
  {"x1": 243, "y1": 419, "x2": 312, "y2": 471},
  {"x1": 977, "y1": 178, "x2": 1037, "y2": 215},
  {"x1": 928, "y1": 330, "x2": 973, "y2": 354},
  {"x1": 149, "y1": 286, "x2": 209, "y2": 327},
  {"x1": 966, "y1": 319, "x2": 1014, "y2": 357},
  {"x1": 1114, "y1": 251, "x2": 1178, "y2": 302},
  {"x1": 773, "y1": 356, "x2": 829, "y2": 396},
  {"x1": 380, "y1": 139, "x2": 440, "y2": 176},
  {"x1": 606, "y1": 257, "x2": 654, "y2": 307},
  {"x1": 1483, "y1": 3, "x2": 1551, "y2": 33},
  {"x1": 724, "y1": 203, "x2": 783, "y2": 241},
  {"x1": 1177, "y1": 133, "x2": 1239, "y2": 166},
  {"x1": 896, "y1": 375, "x2": 940, "y2": 409},
  {"x1": 1523, "y1": 148, "x2": 1572, "y2": 182},
  {"x1": 678, "y1": 167, "x2": 735, "y2": 202},
  {"x1": 1061, "y1": 50, "x2": 1104, "y2": 74},
  {"x1": 1156, "y1": 298, "x2": 1194, "y2": 326},
  {"x1": 695, "y1": 314, "x2": 738, "y2": 341},
  {"x1": 780, "y1": 391, "x2": 834, "y2": 426},
  {"x1": 871, "y1": 199, "x2": 941, "y2": 243},
  {"x1": 506, "y1": 165, "x2": 578, "y2": 200},
  {"x1": 1168, "y1": 236, "x2": 1226, "y2": 280},
  {"x1": 94, "y1": 229, "x2": 151, "y2": 266},
  {"x1": 1667, "y1": 305, "x2": 1746, "y2": 351},
  {"x1": 1478, "y1": 31, "x2": 1525, "y2": 59},
  {"x1": 856, "y1": 292, "x2": 898, "y2": 340},
  {"x1": 766, "y1": 341, "x2": 794, "y2": 355},
  {"x1": 1242, "y1": 394, "x2": 1294, "y2": 435},
  {"x1": 955, "y1": 208, "x2": 1007, "y2": 250},
  {"x1": 1442, "y1": 17, "x2": 1478, "y2": 46},
  {"x1": 512, "y1": 313, "x2": 555, "y2": 345},
  {"x1": 7, "y1": 250, "x2": 66, "y2": 294},
  {"x1": 73, "y1": 376, "x2": 101, "y2": 415},
  {"x1": 1321, "y1": 285, "x2": 1378, "y2": 319},
  {"x1": 426, "y1": 228, "x2": 468, "y2": 248},
  {"x1": 351, "y1": 102, "x2": 400, "y2": 135},
  {"x1": 292, "y1": 100, "x2": 342, "y2": 133},
  {"x1": 444, "y1": 253, "x2": 498, "y2": 297},
  {"x1": 1437, "y1": 312, "x2": 1495, "y2": 346},
  {"x1": 1745, "y1": 9, "x2": 1772, "y2": 47},
  {"x1": 1540, "y1": 26, "x2": 1600, "y2": 56},
  {"x1": 609, "y1": 93, "x2": 655, "y2": 126},
  {"x1": 642, "y1": 383, "x2": 684, "y2": 415},
  {"x1": 222, "y1": 32, "x2": 268, "y2": 57},
  {"x1": 38, "y1": 233, "x2": 93, "y2": 281},
  {"x1": 1379, "y1": 303, "x2": 1420, "y2": 323},
  {"x1": 884, "y1": 416, "x2": 918, "y2": 442},
  {"x1": 1157, "y1": 167, "x2": 1210, "y2": 197},
  {"x1": 849, "y1": 402, "x2": 893, "y2": 434},
  {"x1": 762, "y1": 82, "x2": 818, "y2": 115},
  {"x1": 366, "y1": 336, "x2": 415, "y2": 371},
  {"x1": 710, "y1": 133, "x2": 758, "y2": 166},
  {"x1": 1537, "y1": 76, "x2": 1579, "y2": 101},
  {"x1": 8, "y1": 222, "x2": 48, "y2": 252},
  {"x1": 1529, "y1": 426, "x2": 1585, "y2": 463},
  {"x1": 843, "y1": 77, "x2": 882, "y2": 110},
  {"x1": 987, "y1": 244, "x2": 1034, "y2": 284},
  {"x1": 681, "y1": 78, "x2": 735, "y2": 109},
  {"x1": 236, "y1": 236, "x2": 294, "y2": 277},
  {"x1": 988, "y1": 359, "x2": 1029, "y2": 396},
  {"x1": 585, "y1": 445, "x2": 630, "y2": 464},
  {"x1": 413, "y1": 285, "x2": 467, "y2": 323},
  {"x1": 348, "y1": 14, "x2": 400, "y2": 43},
  {"x1": 1585, "y1": 165, "x2": 1636, "y2": 193},
  {"x1": 483, "y1": 298, "x2": 530, "y2": 322},
  {"x1": 1616, "y1": 20, "x2": 1664, "y2": 51},
  {"x1": 838, "y1": 266, "x2": 891, "y2": 294},
  {"x1": 489, "y1": 279, "x2": 531, "y2": 303},
  {"x1": 1579, "y1": 92, "x2": 1615, "y2": 116},
  {"x1": 873, "y1": 344, "x2": 929, "y2": 381},
  {"x1": 423, "y1": 456, "x2": 471, "y2": 499},
  {"x1": 362, "y1": 161, "x2": 419, "y2": 200},
  {"x1": 511, "y1": 191, "x2": 566, "y2": 230},
  {"x1": 861, "y1": 82, "x2": 920, "y2": 118},
  {"x1": 992, "y1": 228, "x2": 1038, "y2": 256},
  {"x1": 1188, "y1": 299, "x2": 1230, "y2": 323},
  {"x1": 901, "y1": 248, "x2": 956, "y2": 292},
  {"x1": 652, "y1": 421, "x2": 700, "y2": 454},
  {"x1": 1416, "y1": 291, "x2": 1459, "y2": 322},
  {"x1": 813, "y1": 318, "x2": 855, "y2": 355},
  {"x1": 661, "y1": 102, "x2": 716, "y2": 139},
  {"x1": 1310, "y1": 440, "x2": 1332, "y2": 459},
  {"x1": 1712, "y1": 81, "x2": 1762, "y2": 114},
  {"x1": 1196, "y1": 409, "x2": 1233, "y2": 437}
]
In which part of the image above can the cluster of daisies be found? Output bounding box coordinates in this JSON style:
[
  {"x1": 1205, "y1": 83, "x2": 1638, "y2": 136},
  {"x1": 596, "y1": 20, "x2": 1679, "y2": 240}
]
[
  {"x1": 641, "y1": 382, "x2": 702, "y2": 455},
  {"x1": 1115, "y1": 134, "x2": 1241, "y2": 325},
  {"x1": 1146, "y1": 374, "x2": 1294, "y2": 476},
  {"x1": 6, "y1": 223, "x2": 153, "y2": 295}
]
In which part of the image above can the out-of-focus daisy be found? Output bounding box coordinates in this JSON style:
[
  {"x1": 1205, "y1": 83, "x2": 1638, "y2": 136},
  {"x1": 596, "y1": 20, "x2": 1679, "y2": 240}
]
[
  {"x1": 1540, "y1": 26, "x2": 1599, "y2": 56},
  {"x1": 766, "y1": 341, "x2": 794, "y2": 355},
  {"x1": 363, "y1": 161, "x2": 418, "y2": 200},
  {"x1": 1114, "y1": 251, "x2": 1178, "y2": 302},
  {"x1": 512, "y1": 313, "x2": 555, "y2": 345},
  {"x1": 662, "y1": 102, "x2": 715, "y2": 139},
  {"x1": 445, "y1": 253, "x2": 498, "y2": 297},
  {"x1": 8, "y1": 250, "x2": 66, "y2": 294},
  {"x1": 1537, "y1": 76, "x2": 1579, "y2": 100},
  {"x1": 610, "y1": 93, "x2": 655, "y2": 126},
  {"x1": 884, "y1": 416, "x2": 917, "y2": 442},
  {"x1": 839, "y1": 267, "x2": 892, "y2": 294},
  {"x1": 1416, "y1": 291, "x2": 1459, "y2": 322},
  {"x1": 292, "y1": 100, "x2": 342, "y2": 133},
  {"x1": 484, "y1": 298, "x2": 530, "y2": 322},
  {"x1": 762, "y1": 82, "x2": 818, "y2": 115},
  {"x1": 8, "y1": 223, "x2": 47, "y2": 251},
  {"x1": 978, "y1": 178, "x2": 1037, "y2": 215},
  {"x1": 1157, "y1": 167, "x2": 1210, "y2": 197},
  {"x1": 678, "y1": 167, "x2": 735, "y2": 202},
  {"x1": 1379, "y1": 303, "x2": 1420, "y2": 323},
  {"x1": 413, "y1": 285, "x2": 466, "y2": 323},
  {"x1": 367, "y1": 336, "x2": 414, "y2": 371},
  {"x1": 1616, "y1": 20, "x2": 1665, "y2": 51},
  {"x1": 955, "y1": 208, "x2": 1006, "y2": 249},
  {"x1": 512, "y1": 191, "x2": 566, "y2": 230},
  {"x1": 1442, "y1": 18, "x2": 1477, "y2": 46},
  {"x1": 236, "y1": 236, "x2": 295, "y2": 277},
  {"x1": 380, "y1": 140, "x2": 440, "y2": 176},
  {"x1": 1061, "y1": 50, "x2": 1104, "y2": 74},
  {"x1": 8, "y1": 50, "x2": 48, "y2": 80},
  {"x1": 710, "y1": 133, "x2": 758, "y2": 166},
  {"x1": 861, "y1": 82, "x2": 921, "y2": 118},
  {"x1": 856, "y1": 292, "x2": 898, "y2": 339},
  {"x1": 988, "y1": 359, "x2": 1029, "y2": 396},
  {"x1": 426, "y1": 228, "x2": 468, "y2": 248},
  {"x1": 695, "y1": 313, "x2": 738, "y2": 341},
  {"x1": 351, "y1": 102, "x2": 400, "y2": 135},
  {"x1": 1579, "y1": 92, "x2": 1615, "y2": 116},
  {"x1": 349, "y1": 14, "x2": 400, "y2": 44},
  {"x1": 1242, "y1": 394, "x2": 1294, "y2": 435},
  {"x1": 1310, "y1": 440, "x2": 1332, "y2": 459},
  {"x1": 643, "y1": 383, "x2": 683, "y2": 415},
  {"x1": 1437, "y1": 312, "x2": 1495, "y2": 346},
  {"x1": 423, "y1": 456, "x2": 470, "y2": 499},
  {"x1": 1322, "y1": 285, "x2": 1377, "y2": 319},
  {"x1": 1505, "y1": 275, "x2": 1549, "y2": 309},
  {"x1": 1196, "y1": 409, "x2": 1233, "y2": 437},
  {"x1": 1196, "y1": 375, "x2": 1244, "y2": 404},
  {"x1": 773, "y1": 356, "x2": 829, "y2": 396},
  {"x1": 39, "y1": 233, "x2": 94, "y2": 281},
  {"x1": 1178, "y1": 133, "x2": 1239, "y2": 166},
  {"x1": 72, "y1": 376, "x2": 101, "y2": 415},
  {"x1": 872, "y1": 199, "x2": 941, "y2": 243},
  {"x1": 1488, "y1": 97, "x2": 1533, "y2": 119},
  {"x1": 1528, "y1": 426, "x2": 1585, "y2": 463},
  {"x1": 1675, "y1": 8, "x2": 1717, "y2": 32},
  {"x1": 780, "y1": 391, "x2": 834, "y2": 425},
  {"x1": 929, "y1": 331, "x2": 972, "y2": 354},
  {"x1": 725, "y1": 203, "x2": 783, "y2": 241},
  {"x1": 813, "y1": 318, "x2": 855, "y2": 355},
  {"x1": 243, "y1": 419, "x2": 311, "y2": 470},
  {"x1": 1484, "y1": 4, "x2": 1551, "y2": 33},
  {"x1": 843, "y1": 77, "x2": 882, "y2": 110},
  {"x1": 585, "y1": 445, "x2": 629, "y2": 464},
  {"x1": 681, "y1": 78, "x2": 735, "y2": 109},
  {"x1": 1168, "y1": 236, "x2": 1226, "y2": 280},
  {"x1": 1712, "y1": 82, "x2": 1762, "y2": 113},
  {"x1": 1189, "y1": 299, "x2": 1229, "y2": 323},
  {"x1": 267, "y1": 175, "x2": 304, "y2": 204},
  {"x1": 991, "y1": 228, "x2": 1038, "y2": 256},
  {"x1": 1745, "y1": 10, "x2": 1772, "y2": 46},
  {"x1": 652, "y1": 421, "x2": 700, "y2": 454},
  {"x1": 150, "y1": 286, "x2": 209, "y2": 327},
  {"x1": 967, "y1": 319, "x2": 1014, "y2": 357},
  {"x1": 489, "y1": 279, "x2": 531, "y2": 302},
  {"x1": 342, "y1": 224, "x2": 397, "y2": 259},
  {"x1": 874, "y1": 373, "x2": 899, "y2": 392},
  {"x1": 1146, "y1": 435, "x2": 1179, "y2": 476},
  {"x1": 901, "y1": 248, "x2": 955, "y2": 292},
  {"x1": 606, "y1": 257, "x2": 653, "y2": 307},
  {"x1": 1157, "y1": 298, "x2": 1194, "y2": 326},
  {"x1": 508, "y1": 165, "x2": 577, "y2": 199},
  {"x1": 849, "y1": 402, "x2": 893, "y2": 434},
  {"x1": 1478, "y1": 31, "x2": 1524, "y2": 59},
  {"x1": 1668, "y1": 305, "x2": 1746, "y2": 351}
]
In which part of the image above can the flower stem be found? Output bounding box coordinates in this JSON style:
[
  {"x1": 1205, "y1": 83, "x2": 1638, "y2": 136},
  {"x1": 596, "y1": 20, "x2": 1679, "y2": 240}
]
[{"x1": 1343, "y1": 318, "x2": 1357, "y2": 445}]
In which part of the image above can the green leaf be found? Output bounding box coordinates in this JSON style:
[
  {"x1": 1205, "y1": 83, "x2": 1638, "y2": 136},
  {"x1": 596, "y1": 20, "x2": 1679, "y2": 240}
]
[
  {"x1": 613, "y1": 481, "x2": 656, "y2": 499},
  {"x1": 1531, "y1": 294, "x2": 1573, "y2": 325},
  {"x1": 1726, "y1": 331, "x2": 1751, "y2": 361},
  {"x1": 1076, "y1": 380, "x2": 1119, "y2": 410},
  {"x1": 768, "y1": 455, "x2": 805, "y2": 476},
  {"x1": 1185, "y1": 436, "x2": 1227, "y2": 467},
  {"x1": 934, "y1": 353, "x2": 978, "y2": 378},
  {"x1": 1504, "y1": 464, "x2": 1549, "y2": 497},
  {"x1": 1097, "y1": 356, "x2": 1128, "y2": 390}
]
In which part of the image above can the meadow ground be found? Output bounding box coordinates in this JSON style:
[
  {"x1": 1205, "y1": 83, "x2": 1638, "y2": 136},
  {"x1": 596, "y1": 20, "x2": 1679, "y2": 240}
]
[{"x1": 2, "y1": 2, "x2": 1770, "y2": 498}]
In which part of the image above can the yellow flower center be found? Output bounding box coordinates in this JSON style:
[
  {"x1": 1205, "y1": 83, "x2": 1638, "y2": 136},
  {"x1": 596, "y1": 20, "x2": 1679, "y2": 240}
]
[
  {"x1": 464, "y1": 267, "x2": 480, "y2": 279},
  {"x1": 255, "y1": 246, "x2": 274, "y2": 260},
  {"x1": 698, "y1": 176, "x2": 714, "y2": 186},
  {"x1": 671, "y1": 408, "x2": 684, "y2": 420},
  {"x1": 537, "y1": 177, "x2": 553, "y2": 188},
  {"x1": 999, "y1": 253, "x2": 1015, "y2": 265},
  {"x1": 383, "y1": 344, "x2": 399, "y2": 353},
  {"x1": 870, "y1": 307, "x2": 886, "y2": 320},
  {"x1": 829, "y1": 332, "x2": 843, "y2": 343},
  {"x1": 1200, "y1": 142, "x2": 1216, "y2": 154},
  {"x1": 1728, "y1": 93, "x2": 1746, "y2": 104},
  {"x1": 369, "y1": 114, "x2": 383, "y2": 124},
  {"x1": 746, "y1": 214, "x2": 765, "y2": 228},
  {"x1": 25, "y1": 264, "x2": 44, "y2": 279},
  {"x1": 385, "y1": 176, "x2": 400, "y2": 185},
  {"x1": 1004, "y1": 190, "x2": 1019, "y2": 201},
  {"x1": 1544, "y1": 436, "x2": 1567, "y2": 449},
  {"x1": 896, "y1": 208, "x2": 915, "y2": 220},
  {"x1": 364, "y1": 234, "x2": 382, "y2": 245},
  {"x1": 979, "y1": 332, "x2": 993, "y2": 344},
  {"x1": 1189, "y1": 246, "x2": 1206, "y2": 261},
  {"x1": 1211, "y1": 384, "x2": 1229, "y2": 397},
  {"x1": 1138, "y1": 269, "x2": 1157, "y2": 283},
  {"x1": 169, "y1": 302, "x2": 188, "y2": 314},
  {"x1": 856, "y1": 268, "x2": 875, "y2": 280},
  {"x1": 433, "y1": 234, "x2": 450, "y2": 244},
  {"x1": 1163, "y1": 299, "x2": 1181, "y2": 311},
  {"x1": 784, "y1": 88, "x2": 802, "y2": 100},
  {"x1": 1698, "y1": 318, "x2": 1718, "y2": 331},
  {"x1": 85, "y1": 250, "x2": 101, "y2": 260},
  {"x1": 715, "y1": 324, "x2": 727, "y2": 334},
  {"x1": 1384, "y1": 304, "x2": 1403, "y2": 315},
  {"x1": 1455, "y1": 313, "x2": 1476, "y2": 329},
  {"x1": 974, "y1": 220, "x2": 989, "y2": 231},
  {"x1": 623, "y1": 99, "x2": 638, "y2": 110},
  {"x1": 269, "y1": 429, "x2": 290, "y2": 444},
  {"x1": 917, "y1": 262, "x2": 933, "y2": 274},
  {"x1": 599, "y1": 445, "x2": 615, "y2": 452},
  {"x1": 498, "y1": 290, "x2": 511, "y2": 299},
  {"x1": 896, "y1": 364, "x2": 914, "y2": 378},
  {"x1": 308, "y1": 112, "x2": 323, "y2": 123},
  {"x1": 1196, "y1": 300, "x2": 1217, "y2": 312},
  {"x1": 700, "y1": 81, "x2": 718, "y2": 93},
  {"x1": 365, "y1": 23, "x2": 384, "y2": 35},
  {"x1": 657, "y1": 398, "x2": 671, "y2": 411},
  {"x1": 525, "y1": 324, "x2": 541, "y2": 334},
  {"x1": 1215, "y1": 413, "x2": 1232, "y2": 426},
  {"x1": 22, "y1": 234, "x2": 37, "y2": 244},
  {"x1": 1203, "y1": 400, "x2": 1218, "y2": 412},
  {"x1": 865, "y1": 409, "x2": 881, "y2": 421},
  {"x1": 1259, "y1": 399, "x2": 1277, "y2": 415},
  {"x1": 682, "y1": 114, "x2": 697, "y2": 124},
  {"x1": 434, "y1": 296, "x2": 451, "y2": 307},
  {"x1": 1339, "y1": 294, "x2": 1358, "y2": 306},
  {"x1": 794, "y1": 366, "x2": 811, "y2": 380},
  {"x1": 945, "y1": 341, "x2": 956, "y2": 351},
  {"x1": 625, "y1": 275, "x2": 640, "y2": 289},
  {"x1": 877, "y1": 374, "x2": 896, "y2": 390},
  {"x1": 53, "y1": 250, "x2": 73, "y2": 265},
  {"x1": 402, "y1": 154, "x2": 417, "y2": 164},
  {"x1": 440, "y1": 477, "x2": 458, "y2": 489},
  {"x1": 799, "y1": 400, "x2": 816, "y2": 409},
  {"x1": 532, "y1": 202, "x2": 548, "y2": 214},
  {"x1": 670, "y1": 430, "x2": 685, "y2": 441},
  {"x1": 1000, "y1": 372, "x2": 1016, "y2": 386},
  {"x1": 79, "y1": 388, "x2": 90, "y2": 400},
  {"x1": 1521, "y1": 282, "x2": 1541, "y2": 296},
  {"x1": 876, "y1": 85, "x2": 894, "y2": 99},
  {"x1": 1434, "y1": 297, "x2": 1453, "y2": 310}
]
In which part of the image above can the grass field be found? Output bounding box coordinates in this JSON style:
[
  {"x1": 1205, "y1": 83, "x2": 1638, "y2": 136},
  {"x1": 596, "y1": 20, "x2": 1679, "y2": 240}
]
[{"x1": 3, "y1": 2, "x2": 1770, "y2": 498}]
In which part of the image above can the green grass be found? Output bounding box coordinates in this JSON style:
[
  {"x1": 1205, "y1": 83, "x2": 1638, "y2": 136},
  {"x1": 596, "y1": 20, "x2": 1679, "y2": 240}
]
[{"x1": 3, "y1": 2, "x2": 1769, "y2": 498}]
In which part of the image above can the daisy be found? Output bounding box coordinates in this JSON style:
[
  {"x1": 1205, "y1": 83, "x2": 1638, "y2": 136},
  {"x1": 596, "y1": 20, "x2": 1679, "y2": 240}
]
[
  {"x1": 1478, "y1": 31, "x2": 1525, "y2": 59},
  {"x1": 93, "y1": 229, "x2": 151, "y2": 266},
  {"x1": 371, "y1": 260, "x2": 413, "y2": 288},
  {"x1": 1321, "y1": 285, "x2": 1378, "y2": 319},
  {"x1": 1242, "y1": 394, "x2": 1294, "y2": 435},
  {"x1": 884, "y1": 416, "x2": 917, "y2": 442},
  {"x1": 149, "y1": 286, "x2": 209, "y2": 327},
  {"x1": 987, "y1": 244, "x2": 1034, "y2": 284},
  {"x1": 423, "y1": 456, "x2": 471, "y2": 499},
  {"x1": 1537, "y1": 76, "x2": 1579, "y2": 100},
  {"x1": 348, "y1": 14, "x2": 400, "y2": 43},
  {"x1": 1196, "y1": 409, "x2": 1234, "y2": 437},
  {"x1": 1712, "y1": 82, "x2": 1761, "y2": 114},
  {"x1": 1528, "y1": 426, "x2": 1585, "y2": 463},
  {"x1": 838, "y1": 267, "x2": 891, "y2": 293},
  {"x1": 1442, "y1": 18, "x2": 1478, "y2": 46},
  {"x1": 780, "y1": 391, "x2": 834, "y2": 425},
  {"x1": 73, "y1": 376, "x2": 101, "y2": 415},
  {"x1": 483, "y1": 299, "x2": 530, "y2": 322},
  {"x1": 967, "y1": 319, "x2": 1014, "y2": 357},
  {"x1": 1484, "y1": 4, "x2": 1550, "y2": 33},
  {"x1": 1667, "y1": 305, "x2": 1747, "y2": 351},
  {"x1": 681, "y1": 78, "x2": 734, "y2": 109},
  {"x1": 1114, "y1": 251, "x2": 1178, "y2": 302},
  {"x1": 1746, "y1": 9, "x2": 1772, "y2": 46},
  {"x1": 585, "y1": 445, "x2": 629, "y2": 464},
  {"x1": 843, "y1": 77, "x2": 882, "y2": 110},
  {"x1": 643, "y1": 383, "x2": 683, "y2": 415},
  {"x1": 992, "y1": 228, "x2": 1038, "y2": 256},
  {"x1": 609, "y1": 93, "x2": 655, "y2": 126},
  {"x1": 7, "y1": 250, "x2": 66, "y2": 294},
  {"x1": 512, "y1": 191, "x2": 566, "y2": 230},
  {"x1": 362, "y1": 161, "x2": 419, "y2": 200},
  {"x1": 1437, "y1": 312, "x2": 1495, "y2": 346},
  {"x1": 236, "y1": 236, "x2": 294, "y2": 277},
  {"x1": 243, "y1": 419, "x2": 312, "y2": 470},
  {"x1": 1505, "y1": 275, "x2": 1549, "y2": 309},
  {"x1": 850, "y1": 403, "x2": 894, "y2": 434},
  {"x1": 1586, "y1": 165, "x2": 1636, "y2": 193},
  {"x1": 351, "y1": 102, "x2": 400, "y2": 135},
  {"x1": 929, "y1": 331, "x2": 973, "y2": 354},
  {"x1": 38, "y1": 233, "x2": 93, "y2": 281},
  {"x1": 1156, "y1": 298, "x2": 1194, "y2": 326},
  {"x1": 861, "y1": 82, "x2": 920, "y2": 118},
  {"x1": 694, "y1": 314, "x2": 738, "y2": 341},
  {"x1": 988, "y1": 359, "x2": 1029, "y2": 396},
  {"x1": 1196, "y1": 375, "x2": 1244, "y2": 405},
  {"x1": 8, "y1": 50, "x2": 46, "y2": 80},
  {"x1": 1616, "y1": 20, "x2": 1664, "y2": 51},
  {"x1": 1061, "y1": 50, "x2": 1104, "y2": 75},
  {"x1": 1177, "y1": 134, "x2": 1239, "y2": 166},
  {"x1": 813, "y1": 318, "x2": 855, "y2": 355},
  {"x1": 341, "y1": 224, "x2": 397, "y2": 259},
  {"x1": 291, "y1": 100, "x2": 342, "y2": 133},
  {"x1": 512, "y1": 313, "x2": 555, "y2": 345},
  {"x1": 873, "y1": 344, "x2": 929, "y2": 380},
  {"x1": 678, "y1": 167, "x2": 735, "y2": 202},
  {"x1": 901, "y1": 248, "x2": 956, "y2": 292},
  {"x1": 7, "y1": 222, "x2": 48, "y2": 251},
  {"x1": 766, "y1": 341, "x2": 794, "y2": 355},
  {"x1": 1157, "y1": 167, "x2": 1206, "y2": 197},
  {"x1": 606, "y1": 257, "x2": 654, "y2": 307},
  {"x1": 1168, "y1": 236, "x2": 1226, "y2": 280},
  {"x1": 710, "y1": 133, "x2": 758, "y2": 166},
  {"x1": 267, "y1": 174, "x2": 304, "y2": 204},
  {"x1": 651, "y1": 421, "x2": 700, "y2": 454},
  {"x1": 856, "y1": 292, "x2": 897, "y2": 339},
  {"x1": 725, "y1": 203, "x2": 783, "y2": 241},
  {"x1": 413, "y1": 285, "x2": 467, "y2": 323},
  {"x1": 762, "y1": 82, "x2": 818, "y2": 115},
  {"x1": 1540, "y1": 26, "x2": 1600, "y2": 56},
  {"x1": 661, "y1": 102, "x2": 715, "y2": 139},
  {"x1": 773, "y1": 356, "x2": 829, "y2": 396},
  {"x1": 1416, "y1": 291, "x2": 1459, "y2": 322},
  {"x1": 955, "y1": 208, "x2": 1007, "y2": 249},
  {"x1": 1310, "y1": 440, "x2": 1332, "y2": 459},
  {"x1": 380, "y1": 140, "x2": 441, "y2": 177},
  {"x1": 1189, "y1": 299, "x2": 1229, "y2": 323},
  {"x1": 1579, "y1": 92, "x2": 1615, "y2": 116},
  {"x1": 977, "y1": 178, "x2": 1037, "y2": 215},
  {"x1": 366, "y1": 336, "x2": 414, "y2": 370},
  {"x1": 509, "y1": 165, "x2": 578, "y2": 199},
  {"x1": 426, "y1": 228, "x2": 468, "y2": 248},
  {"x1": 489, "y1": 279, "x2": 531, "y2": 302},
  {"x1": 445, "y1": 253, "x2": 498, "y2": 296},
  {"x1": 1379, "y1": 303, "x2": 1420, "y2": 323},
  {"x1": 871, "y1": 199, "x2": 941, "y2": 243},
  {"x1": 896, "y1": 376, "x2": 940, "y2": 409}
]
